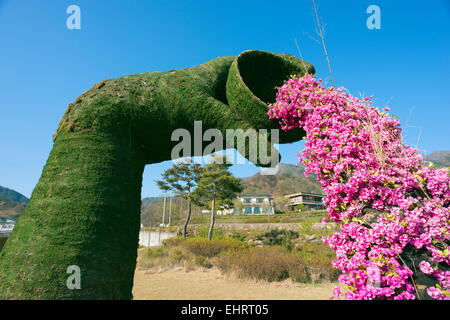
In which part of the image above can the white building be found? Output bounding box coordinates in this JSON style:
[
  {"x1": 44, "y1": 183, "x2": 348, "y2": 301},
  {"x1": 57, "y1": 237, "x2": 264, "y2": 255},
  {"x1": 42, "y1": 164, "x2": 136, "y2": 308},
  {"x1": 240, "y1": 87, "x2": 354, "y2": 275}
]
[
  {"x1": 204, "y1": 195, "x2": 275, "y2": 216},
  {"x1": 236, "y1": 194, "x2": 275, "y2": 215}
]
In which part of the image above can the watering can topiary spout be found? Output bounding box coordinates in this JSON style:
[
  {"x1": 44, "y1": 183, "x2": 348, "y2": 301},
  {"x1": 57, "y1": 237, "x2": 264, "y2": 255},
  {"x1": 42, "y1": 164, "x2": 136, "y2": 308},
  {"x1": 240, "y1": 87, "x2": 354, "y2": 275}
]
[{"x1": 0, "y1": 50, "x2": 314, "y2": 299}]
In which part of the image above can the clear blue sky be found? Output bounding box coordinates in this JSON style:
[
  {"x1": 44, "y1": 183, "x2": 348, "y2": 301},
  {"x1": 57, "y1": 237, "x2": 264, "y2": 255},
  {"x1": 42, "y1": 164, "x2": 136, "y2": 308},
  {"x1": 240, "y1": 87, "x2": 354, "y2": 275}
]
[{"x1": 1, "y1": 0, "x2": 449, "y2": 198}]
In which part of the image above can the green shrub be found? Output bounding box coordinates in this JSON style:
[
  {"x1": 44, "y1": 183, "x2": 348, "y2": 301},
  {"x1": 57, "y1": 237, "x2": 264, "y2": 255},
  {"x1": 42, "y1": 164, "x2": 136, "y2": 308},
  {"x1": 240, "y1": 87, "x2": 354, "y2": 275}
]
[
  {"x1": 181, "y1": 237, "x2": 247, "y2": 258},
  {"x1": 300, "y1": 222, "x2": 313, "y2": 234},
  {"x1": 213, "y1": 243, "x2": 338, "y2": 284},
  {"x1": 137, "y1": 247, "x2": 173, "y2": 270},
  {"x1": 230, "y1": 231, "x2": 246, "y2": 242},
  {"x1": 194, "y1": 256, "x2": 213, "y2": 269},
  {"x1": 169, "y1": 248, "x2": 186, "y2": 265},
  {"x1": 288, "y1": 263, "x2": 311, "y2": 283},
  {"x1": 293, "y1": 243, "x2": 339, "y2": 282},
  {"x1": 139, "y1": 238, "x2": 339, "y2": 283},
  {"x1": 294, "y1": 243, "x2": 335, "y2": 264},
  {"x1": 146, "y1": 247, "x2": 169, "y2": 258},
  {"x1": 197, "y1": 226, "x2": 225, "y2": 239},
  {"x1": 163, "y1": 237, "x2": 185, "y2": 247},
  {"x1": 212, "y1": 248, "x2": 240, "y2": 274},
  {"x1": 215, "y1": 246, "x2": 300, "y2": 282},
  {"x1": 256, "y1": 229, "x2": 299, "y2": 247}
]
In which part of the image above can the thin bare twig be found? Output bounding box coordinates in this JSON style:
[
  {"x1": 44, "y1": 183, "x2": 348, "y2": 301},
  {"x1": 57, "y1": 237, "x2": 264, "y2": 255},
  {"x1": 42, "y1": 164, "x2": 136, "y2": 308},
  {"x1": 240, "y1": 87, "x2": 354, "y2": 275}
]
[
  {"x1": 302, "y1": 30, "x2": 321, "y2": 45},
  {"x1": 311, "y1": 0, "x2": 335, "y2": 88},
  {"x1": 294, "y1": 37, "x2": 310, "y2": 74}
]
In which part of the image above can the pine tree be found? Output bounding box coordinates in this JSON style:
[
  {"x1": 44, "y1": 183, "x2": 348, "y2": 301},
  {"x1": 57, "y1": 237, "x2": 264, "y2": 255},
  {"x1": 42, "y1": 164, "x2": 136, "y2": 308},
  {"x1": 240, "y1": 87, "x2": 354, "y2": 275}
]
[
  {"x1": 192, "y1": 155, "x2": 243, "y2": 240},
  {"x1": 157, "y1": 159, "x2": 203, "y2": 237}
]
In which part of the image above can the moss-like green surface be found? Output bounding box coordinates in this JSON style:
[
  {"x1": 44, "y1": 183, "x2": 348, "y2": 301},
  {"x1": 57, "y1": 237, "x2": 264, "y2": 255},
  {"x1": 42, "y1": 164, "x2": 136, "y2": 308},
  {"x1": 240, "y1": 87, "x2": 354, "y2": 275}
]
[{"x1": 0, "y1": 50, "x2": 313, "y2": 299}]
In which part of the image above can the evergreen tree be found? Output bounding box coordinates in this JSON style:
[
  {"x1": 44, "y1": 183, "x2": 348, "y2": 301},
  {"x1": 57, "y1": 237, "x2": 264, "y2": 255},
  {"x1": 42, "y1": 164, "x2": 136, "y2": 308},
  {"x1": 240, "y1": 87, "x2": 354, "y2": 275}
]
[
  {"x1": 157, "y1": 159, "x2": 203, "y2": 237},
  {"x1": 192, "y1": 155, "x2": 242, "y2": 240}
]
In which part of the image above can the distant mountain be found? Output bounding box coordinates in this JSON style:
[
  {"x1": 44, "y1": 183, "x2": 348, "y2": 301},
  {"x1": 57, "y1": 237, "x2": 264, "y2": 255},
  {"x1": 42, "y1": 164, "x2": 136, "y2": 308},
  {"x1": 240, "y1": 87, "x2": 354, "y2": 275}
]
[
  {"x1": 241, "y1": 163, "x2": 323, "y2": 198},
  {"x1": 0, "y1": 186, "x2": 29, "y2": 219},
  {"x1": 0, "y1": 186, "x2": 28, "y2": 203},
  {"x1": 141, "y1": 197, "x2": 159, "y2": 213},
  {"x1": 424, "y1": 151, "x2": 450, "y2": 169}
]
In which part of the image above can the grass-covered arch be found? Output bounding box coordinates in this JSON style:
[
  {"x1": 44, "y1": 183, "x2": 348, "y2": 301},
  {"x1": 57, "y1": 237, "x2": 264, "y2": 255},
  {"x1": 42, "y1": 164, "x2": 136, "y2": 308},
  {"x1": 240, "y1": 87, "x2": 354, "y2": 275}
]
[{"x1": 0, "y1": 50, "x2": 314, "y2": 299}]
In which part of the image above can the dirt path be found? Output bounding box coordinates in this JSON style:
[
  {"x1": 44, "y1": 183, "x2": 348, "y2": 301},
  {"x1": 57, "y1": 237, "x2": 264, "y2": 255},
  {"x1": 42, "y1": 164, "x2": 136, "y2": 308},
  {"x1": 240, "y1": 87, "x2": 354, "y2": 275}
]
[{"x1": 133, "y1": 267, "x2": 337, "y2": 300}]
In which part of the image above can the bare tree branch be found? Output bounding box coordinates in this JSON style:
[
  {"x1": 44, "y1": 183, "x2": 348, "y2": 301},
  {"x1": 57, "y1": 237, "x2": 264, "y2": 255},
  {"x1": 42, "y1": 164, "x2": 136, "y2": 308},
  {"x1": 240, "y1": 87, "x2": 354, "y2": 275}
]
[
  {"x1": 312, "y1": 0, "x2": 335, "y2": 88},
  {"x1": 294, "y1": 37, "x2": 310, "y2": 74}
]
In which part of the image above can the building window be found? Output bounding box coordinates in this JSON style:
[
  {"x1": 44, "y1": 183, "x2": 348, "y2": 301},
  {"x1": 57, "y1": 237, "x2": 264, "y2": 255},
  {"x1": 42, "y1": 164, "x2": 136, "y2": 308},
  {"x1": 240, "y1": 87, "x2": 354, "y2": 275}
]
[
  {"x1": 256, "y1": 198, "x2": 264, "y2": 203},
  {"x1": 243, "y1": 198, "x2": 251, "y2": 203},
  {"x1": 244, "y1": 207, "x2": 253, "y2": 214},
  {"x1": 254, "y1": 206, "x2": 261, "y2": 214}
]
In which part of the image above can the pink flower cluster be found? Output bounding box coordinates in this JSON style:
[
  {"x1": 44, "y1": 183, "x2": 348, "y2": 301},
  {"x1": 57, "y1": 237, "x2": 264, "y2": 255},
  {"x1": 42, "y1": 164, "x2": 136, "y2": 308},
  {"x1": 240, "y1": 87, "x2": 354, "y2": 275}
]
[{"x1": 268, "y1": 74, "x2": 450, "y2": 300}]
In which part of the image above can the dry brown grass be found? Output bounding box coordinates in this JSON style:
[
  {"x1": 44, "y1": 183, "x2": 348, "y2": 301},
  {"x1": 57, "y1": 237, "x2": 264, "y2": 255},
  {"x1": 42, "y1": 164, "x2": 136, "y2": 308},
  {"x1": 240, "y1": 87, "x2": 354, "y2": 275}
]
[
  {"x1": 132, "y1": 267, "x2": 338, "y2": 300},
  {"x1": 177, "y1": 237, "x2": 247, "y2": 257},
  {"x1": 214, "y1": 246, "x2": 299, "y2": 282},
  {"x1": 139, "y1": 235, "x2": 338, "y2": 284}
]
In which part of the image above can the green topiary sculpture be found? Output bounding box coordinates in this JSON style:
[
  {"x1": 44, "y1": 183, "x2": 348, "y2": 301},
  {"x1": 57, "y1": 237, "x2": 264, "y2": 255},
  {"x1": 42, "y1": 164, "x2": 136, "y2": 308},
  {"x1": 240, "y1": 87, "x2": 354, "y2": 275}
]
[{"x1": 0, "y1": 50, "x2": 314, "y2": 299}]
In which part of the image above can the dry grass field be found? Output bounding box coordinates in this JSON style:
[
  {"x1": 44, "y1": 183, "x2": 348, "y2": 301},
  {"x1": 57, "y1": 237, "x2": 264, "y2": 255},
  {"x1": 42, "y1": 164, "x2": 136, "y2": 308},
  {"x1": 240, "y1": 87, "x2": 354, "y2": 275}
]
[{"x1": 133, "y1": 267, "x2": 337, "y2": 300}]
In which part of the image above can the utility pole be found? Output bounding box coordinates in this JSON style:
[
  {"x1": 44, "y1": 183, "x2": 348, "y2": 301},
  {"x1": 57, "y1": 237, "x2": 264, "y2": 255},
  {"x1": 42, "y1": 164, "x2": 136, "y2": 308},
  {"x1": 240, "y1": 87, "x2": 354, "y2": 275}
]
[
  {"x1": 159, "y1": 191, "x2": 167, "y2": 245},
  {"x1": 268, "y1": 198, "x2": 272, "y2": 230},
  {"x1": 148, "y1": 223, "x2": 152, "y2": 248},
  {"x1": 168, "y1": 195, "x2": 172, "y2": 226},
  {"x1": 162, "y1": 191, "x2": 167, "y2": 227}
]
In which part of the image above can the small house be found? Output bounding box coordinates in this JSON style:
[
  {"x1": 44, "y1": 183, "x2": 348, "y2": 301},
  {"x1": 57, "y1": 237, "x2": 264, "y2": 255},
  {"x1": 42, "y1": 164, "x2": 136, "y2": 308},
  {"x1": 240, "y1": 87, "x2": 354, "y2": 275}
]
[
  {"x1": 236, "y1": 194, "x2": 275, "y2": 215},
  {"x1": 284, "y1": 192, "x2": 326, "y2": 211}
]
